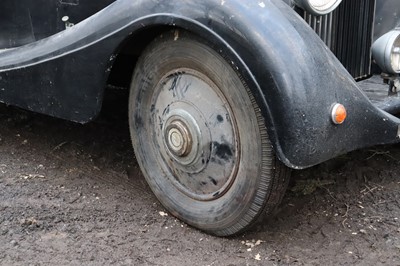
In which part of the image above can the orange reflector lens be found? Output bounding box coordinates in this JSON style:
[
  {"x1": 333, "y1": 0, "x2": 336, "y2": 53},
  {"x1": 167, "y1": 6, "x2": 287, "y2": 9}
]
[{"x1": 331, "y1": 103, "x2": 347, "y2": 124}]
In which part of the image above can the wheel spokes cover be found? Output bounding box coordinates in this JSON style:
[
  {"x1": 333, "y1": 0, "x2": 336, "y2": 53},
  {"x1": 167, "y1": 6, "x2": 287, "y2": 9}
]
[{"x1": 152, "y1": 69, "x2": 239, "y2": 201}]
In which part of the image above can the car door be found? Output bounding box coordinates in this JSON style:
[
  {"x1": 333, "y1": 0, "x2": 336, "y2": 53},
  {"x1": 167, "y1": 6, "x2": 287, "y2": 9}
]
[{"x1": 0, "y1": 0, "x2": 115, "y2": 49}]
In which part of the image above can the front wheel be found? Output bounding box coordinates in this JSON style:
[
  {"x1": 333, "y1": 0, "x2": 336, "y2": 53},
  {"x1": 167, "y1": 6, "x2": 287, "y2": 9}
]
[{"x1": 129, "y1": 31, "x2": 290, "y2": 236}]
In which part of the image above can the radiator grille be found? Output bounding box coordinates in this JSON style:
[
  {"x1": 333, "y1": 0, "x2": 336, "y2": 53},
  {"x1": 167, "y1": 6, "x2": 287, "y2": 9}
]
[{"x1": 303, "y1": 0, "x2": 376, "y2": 80}]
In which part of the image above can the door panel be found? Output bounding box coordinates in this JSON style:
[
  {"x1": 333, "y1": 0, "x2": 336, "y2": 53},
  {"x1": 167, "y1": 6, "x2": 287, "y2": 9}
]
[
  {"x1": 0, "y1": 0, "x2": 116, "y2": 49},
  {"x1": 0, "y1": 1, "x2": 36, "y2": 48}
]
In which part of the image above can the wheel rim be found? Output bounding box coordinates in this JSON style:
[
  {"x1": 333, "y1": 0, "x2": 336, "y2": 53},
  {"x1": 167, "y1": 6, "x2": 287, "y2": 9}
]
[{"x1": 151, "y1": 68, "x2": 240, "y2": 201}]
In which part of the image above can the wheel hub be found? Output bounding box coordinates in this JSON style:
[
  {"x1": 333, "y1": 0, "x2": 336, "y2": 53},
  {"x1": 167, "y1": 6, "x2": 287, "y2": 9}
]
[
  {"x1": 152, "y1": 69, "x2": 239, "y2": 201},
  {"x1": 162, "y1": 108, "x2": 203, "y2": 168},
  {"x1": 165, "y1": 120, "x2": 192, "y2": 157}
]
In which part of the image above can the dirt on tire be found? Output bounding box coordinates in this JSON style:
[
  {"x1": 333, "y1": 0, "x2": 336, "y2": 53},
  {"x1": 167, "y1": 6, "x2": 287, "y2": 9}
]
[{"x1": 0, "y1": 90, "x2": 399, "y2": 265}]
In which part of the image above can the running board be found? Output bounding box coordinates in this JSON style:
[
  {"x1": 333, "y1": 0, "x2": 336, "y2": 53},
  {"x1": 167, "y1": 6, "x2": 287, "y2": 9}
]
[{"x1": 359, "y1": 75, "x2": 400, "y2": 115}]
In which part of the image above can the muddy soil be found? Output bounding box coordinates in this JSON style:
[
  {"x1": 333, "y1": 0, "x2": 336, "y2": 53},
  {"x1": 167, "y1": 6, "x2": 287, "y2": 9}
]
[{"x1": 0, "y1": 90, "x2": 399, "y2": 265}]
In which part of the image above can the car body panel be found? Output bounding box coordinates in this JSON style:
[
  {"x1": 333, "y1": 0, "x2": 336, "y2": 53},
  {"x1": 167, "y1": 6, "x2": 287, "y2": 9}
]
[
  {"x1": 0, "y1": 0, "x2": 115, "y2": 49},
  {"x1": 0, "y1": 0, "x2": 399, "y2": 169}
]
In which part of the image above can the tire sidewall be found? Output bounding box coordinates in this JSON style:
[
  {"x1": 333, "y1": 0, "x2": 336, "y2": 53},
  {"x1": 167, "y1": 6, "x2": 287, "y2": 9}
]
[{"x1": 129, "y1": 32, "x2": 273, "y2": 235}]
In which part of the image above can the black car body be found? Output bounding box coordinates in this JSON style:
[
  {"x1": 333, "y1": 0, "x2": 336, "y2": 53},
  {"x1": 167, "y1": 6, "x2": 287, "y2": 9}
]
[{"x1": 1, "y1": 0, "x2": 399, "y2": 235}]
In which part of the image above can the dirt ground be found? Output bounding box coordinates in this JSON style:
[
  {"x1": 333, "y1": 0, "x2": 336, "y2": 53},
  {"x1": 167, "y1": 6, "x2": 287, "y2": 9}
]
[{"x1": 0, "y1": 90, "x2": 399, "y2": 266}]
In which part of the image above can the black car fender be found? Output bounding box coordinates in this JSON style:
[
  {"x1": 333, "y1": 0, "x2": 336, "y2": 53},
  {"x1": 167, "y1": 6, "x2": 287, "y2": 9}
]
[{"x1": 0, "y1": 0, "x2": 399, "y2": 169}]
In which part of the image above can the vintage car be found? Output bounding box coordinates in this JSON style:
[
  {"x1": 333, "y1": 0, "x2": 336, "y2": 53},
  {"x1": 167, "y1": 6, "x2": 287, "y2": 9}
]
[{"x1": 0, "y1": 0, "x2": 399, "y2": 236}]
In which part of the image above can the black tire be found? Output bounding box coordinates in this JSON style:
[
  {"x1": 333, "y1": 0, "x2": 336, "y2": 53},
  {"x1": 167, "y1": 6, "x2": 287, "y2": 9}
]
[{"x1": 129, "y1": 30, "x2": 290, "y2": 236}]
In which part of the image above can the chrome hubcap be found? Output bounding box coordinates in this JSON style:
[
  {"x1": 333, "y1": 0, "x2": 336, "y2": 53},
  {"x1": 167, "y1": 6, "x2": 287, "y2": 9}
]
[
  {"x1": 165, "y1": 120, "x2": 192, "y2": 157},
  {"x1": 152, "y1": 69, "x2": 239, "y2": 201}
]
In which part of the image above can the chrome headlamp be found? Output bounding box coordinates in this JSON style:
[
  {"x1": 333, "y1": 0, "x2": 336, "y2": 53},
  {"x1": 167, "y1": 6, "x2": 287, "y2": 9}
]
[
  {"x1": 294, "y1": 0, "x2": 343, "y2": 15},
  {"x1": 372, "y1": 29, "x2": 400, "y2": 74}
]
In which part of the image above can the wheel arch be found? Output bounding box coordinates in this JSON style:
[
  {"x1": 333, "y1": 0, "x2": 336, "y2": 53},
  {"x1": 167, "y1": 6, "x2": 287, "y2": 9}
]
[{"x1": 105, "y1": 17, "x2": 280, "y2": 164}]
